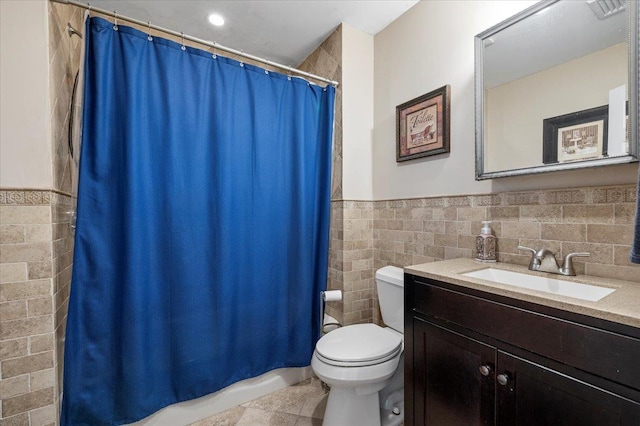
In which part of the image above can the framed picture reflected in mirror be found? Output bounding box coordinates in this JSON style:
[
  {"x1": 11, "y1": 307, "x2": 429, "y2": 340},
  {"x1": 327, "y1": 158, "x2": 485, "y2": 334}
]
[{"x1": 543, "y1": 105, "x2": 609, "y2": 164}]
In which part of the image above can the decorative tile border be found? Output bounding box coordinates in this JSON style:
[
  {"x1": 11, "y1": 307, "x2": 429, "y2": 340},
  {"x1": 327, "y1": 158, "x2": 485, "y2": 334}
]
[
  {"x1": 0, "y1": 189, "x2": 75, "y2": 207},
  {"x1": 342, "y1": 184, "x2": 637, "y2": 209}
]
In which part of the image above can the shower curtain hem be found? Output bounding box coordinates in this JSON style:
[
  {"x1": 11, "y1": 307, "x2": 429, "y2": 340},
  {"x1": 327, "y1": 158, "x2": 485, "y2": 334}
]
[{"x1": 74, "y1": 362, "x2": 313, "y2": 426}]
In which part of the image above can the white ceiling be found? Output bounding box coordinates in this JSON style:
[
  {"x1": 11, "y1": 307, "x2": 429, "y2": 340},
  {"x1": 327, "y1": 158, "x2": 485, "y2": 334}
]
[
  {"x1": 483, "y1": 0, "x2": 628, "y2": 88},
  {"x1": 87, "y1": 0, "x2": 420, "y2": 67}
]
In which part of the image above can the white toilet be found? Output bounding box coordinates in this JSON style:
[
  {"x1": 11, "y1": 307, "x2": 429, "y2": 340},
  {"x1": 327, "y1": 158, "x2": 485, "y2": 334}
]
[{"x1": 312, "y1": 266, "x2": 404, "y2": 426}]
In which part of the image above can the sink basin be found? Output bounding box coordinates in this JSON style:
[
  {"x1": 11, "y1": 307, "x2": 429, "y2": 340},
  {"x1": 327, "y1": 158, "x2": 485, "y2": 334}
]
[{"x1": 461, "y1": 268, "x2": 615, "y2": 302}]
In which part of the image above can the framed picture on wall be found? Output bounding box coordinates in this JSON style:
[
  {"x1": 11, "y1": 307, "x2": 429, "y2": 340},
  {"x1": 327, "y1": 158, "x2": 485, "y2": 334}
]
[
  {"x1": 542, "y1": 105, "x2": 609, "y2": 164},
  {"x1": 396, "y1": 85, "x2": 451, "y2": 162}
]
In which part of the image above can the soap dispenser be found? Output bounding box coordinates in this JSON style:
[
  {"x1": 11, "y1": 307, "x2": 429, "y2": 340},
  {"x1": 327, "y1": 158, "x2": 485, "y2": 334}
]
[{"x1": 476, "y1": 221, "x2": 497, "y2": 262}]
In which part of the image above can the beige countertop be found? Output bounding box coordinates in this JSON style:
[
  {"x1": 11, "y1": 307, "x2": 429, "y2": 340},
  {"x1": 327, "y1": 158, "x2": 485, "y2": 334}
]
[{"x1": 404, "y1": 258, "x2": 640, "y2": 329}]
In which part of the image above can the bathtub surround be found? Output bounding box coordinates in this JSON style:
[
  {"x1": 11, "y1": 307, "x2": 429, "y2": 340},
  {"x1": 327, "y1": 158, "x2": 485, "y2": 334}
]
[
  {"x1": 298, "y1": 26, "x2": 345, "y2": 324},
  {"x1": 298, "y1": 24, "x2": 376, "y2": 327},
  {"x1": 49, "y1": 3, "x2": 83, "y2": 197},
  {"x1": 48, "y1": 3, "x2": 83, "y2": 406}
]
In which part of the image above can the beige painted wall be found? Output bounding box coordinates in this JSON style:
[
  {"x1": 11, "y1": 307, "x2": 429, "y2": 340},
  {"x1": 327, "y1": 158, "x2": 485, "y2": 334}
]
[
  {"x1": 372, "y1": 0, "x2": 638, "y2": 200},
  {"x1": 0, "y1": 0, "x2": 52, "y2": 189},
  {"x1": 486, "y1": 43, "x2": 628, "y2": 172},
  {"x1": 342, "y1": 24, "x2": 374, "y2": 200}
]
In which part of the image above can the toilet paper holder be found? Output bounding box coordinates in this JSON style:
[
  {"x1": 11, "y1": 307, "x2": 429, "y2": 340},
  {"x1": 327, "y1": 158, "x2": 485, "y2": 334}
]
[{"x1": 319, "y1": 290, "x2": 342, "y2": 337}]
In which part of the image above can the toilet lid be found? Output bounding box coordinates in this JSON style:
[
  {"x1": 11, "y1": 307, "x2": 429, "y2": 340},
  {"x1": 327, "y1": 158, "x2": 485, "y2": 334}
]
[{"x1": 315, "y1": 324, "x2": 402, "y2": 366}]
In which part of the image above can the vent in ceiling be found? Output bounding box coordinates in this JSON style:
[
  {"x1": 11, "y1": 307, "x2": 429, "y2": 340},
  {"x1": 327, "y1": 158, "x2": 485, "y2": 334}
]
[{"x1": 587, "y1": 0, "x2": 626, "y2": 20}]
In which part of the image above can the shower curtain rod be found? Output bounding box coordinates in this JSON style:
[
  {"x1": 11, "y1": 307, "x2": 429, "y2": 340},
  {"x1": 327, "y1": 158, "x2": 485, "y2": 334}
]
[{"x1": 49, "y1": 0, "x2": 339, "y2": 87}]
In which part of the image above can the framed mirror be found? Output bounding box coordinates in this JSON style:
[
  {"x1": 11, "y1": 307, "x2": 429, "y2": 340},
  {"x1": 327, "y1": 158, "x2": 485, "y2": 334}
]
[{"x1": 475, "y1": 0, "x2": 639, "y2": 180}]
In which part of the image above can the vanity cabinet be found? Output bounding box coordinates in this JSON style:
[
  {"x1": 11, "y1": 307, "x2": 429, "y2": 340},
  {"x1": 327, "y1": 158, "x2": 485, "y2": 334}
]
[{"x1": 405, "y1": 274, "x2": 640, "y2": 425}]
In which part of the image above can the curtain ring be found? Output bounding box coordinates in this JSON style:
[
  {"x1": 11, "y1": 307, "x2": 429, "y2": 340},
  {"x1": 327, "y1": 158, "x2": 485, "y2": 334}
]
[
  {"x1": 147, "y1": 21, "x2": 153, "y2": 41},
  {"x1": 113, "y1": 11, "x2": 118, "y2": 31},
  {"x1": 212, "y1": 41, "x2": 217, "y2": 59},
  {"x1": 181, "y1": 32, "x2": 186, "y2": 50}
]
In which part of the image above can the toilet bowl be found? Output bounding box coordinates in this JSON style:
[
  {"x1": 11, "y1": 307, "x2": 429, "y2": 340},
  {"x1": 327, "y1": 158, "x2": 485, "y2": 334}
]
[{"x1": 312, "y1": 266, "x2": 405, "y2": 426}]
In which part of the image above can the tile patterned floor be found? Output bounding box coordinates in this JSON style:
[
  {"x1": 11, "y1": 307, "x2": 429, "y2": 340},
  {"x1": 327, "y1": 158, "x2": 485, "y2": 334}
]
[{"x1": 190, "y1": 378, "x2": 327, "y2": 426}]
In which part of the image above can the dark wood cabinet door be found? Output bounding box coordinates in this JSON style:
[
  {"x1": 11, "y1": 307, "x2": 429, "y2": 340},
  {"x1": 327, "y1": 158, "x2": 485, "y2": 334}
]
[
  {"x1": 496, "y1": 351, "x2": 640, "y2": 426},
  {"x1": 413, "y1": 318, "x2": 496, "y2": 426}
]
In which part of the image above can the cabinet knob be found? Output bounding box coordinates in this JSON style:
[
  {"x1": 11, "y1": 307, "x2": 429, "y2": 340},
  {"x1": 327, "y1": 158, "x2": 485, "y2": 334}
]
[
  {"x1": 479, "y1": 365, "x2": 491, "y2": 377},
  {"x1": 497, "y1": 373, "x2": 510, "y2": 386}
]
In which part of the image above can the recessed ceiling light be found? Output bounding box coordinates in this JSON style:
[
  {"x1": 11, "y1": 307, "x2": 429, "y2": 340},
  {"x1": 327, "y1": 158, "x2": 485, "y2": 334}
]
[{"x1": 208, "y1": 14, "x2": 225, "y2": 27}]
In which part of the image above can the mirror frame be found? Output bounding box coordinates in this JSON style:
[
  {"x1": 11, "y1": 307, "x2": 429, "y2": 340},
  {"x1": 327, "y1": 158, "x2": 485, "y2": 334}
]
[{"x1": 475, "y1": 0, "x2": 639, "y2": 180}]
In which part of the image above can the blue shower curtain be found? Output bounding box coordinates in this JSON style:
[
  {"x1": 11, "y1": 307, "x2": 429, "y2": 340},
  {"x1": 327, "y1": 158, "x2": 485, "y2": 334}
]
[{"x1": 61, "y1": 17, "x2": 334, "y2": 426}]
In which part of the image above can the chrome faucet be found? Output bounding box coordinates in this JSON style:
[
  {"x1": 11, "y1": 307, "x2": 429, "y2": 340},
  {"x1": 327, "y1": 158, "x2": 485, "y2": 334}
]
[{"x1": 518, "y1": 246, "x2": 590, "y2": 276}]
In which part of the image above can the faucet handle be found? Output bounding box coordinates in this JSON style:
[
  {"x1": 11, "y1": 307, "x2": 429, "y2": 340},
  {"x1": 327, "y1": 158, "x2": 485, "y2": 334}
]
[
  {"x1": 517, "y1": 246, "x2": 536, "y2": 255},
  {"x1": 561, "y1": 252, "x2": 590, "y2": 276},
  {"x1": 518, "y1": 246, "x2": 539, "y2": 270}
]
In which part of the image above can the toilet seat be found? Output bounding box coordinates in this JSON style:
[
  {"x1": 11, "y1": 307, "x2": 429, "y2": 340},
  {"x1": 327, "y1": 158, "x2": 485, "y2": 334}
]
[{"x1": 315, "y1": 324, "x2": 402, "y2": 367}]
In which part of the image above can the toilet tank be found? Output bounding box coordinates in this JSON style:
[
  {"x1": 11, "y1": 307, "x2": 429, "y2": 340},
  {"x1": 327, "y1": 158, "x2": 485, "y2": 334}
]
[{"x1": 375, "y1": 266, "x2": 404, "y2": 334}]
